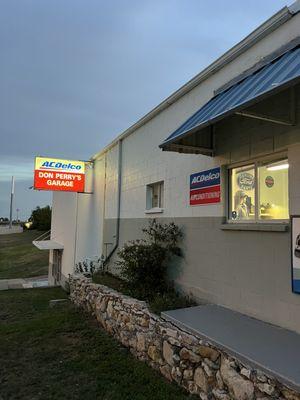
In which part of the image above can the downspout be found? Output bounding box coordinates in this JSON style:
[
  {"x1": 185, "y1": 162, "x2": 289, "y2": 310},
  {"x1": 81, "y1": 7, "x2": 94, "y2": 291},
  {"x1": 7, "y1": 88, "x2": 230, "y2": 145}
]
[
  {"x1": 103, "y1": 139, "x2": 123, "y2": 265},
  {"x1": 101, "y1": 153, "x2": 107, "y2": 256},
  {"x1": 73, "y1": 192, "x2": 79, "y2": 270}
]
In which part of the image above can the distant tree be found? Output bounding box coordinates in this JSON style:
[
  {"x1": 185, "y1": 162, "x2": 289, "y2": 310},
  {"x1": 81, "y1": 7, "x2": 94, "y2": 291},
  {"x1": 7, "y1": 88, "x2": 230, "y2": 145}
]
[{"x1": 29, "y1": 206, "x2": 51, "y2": 231}]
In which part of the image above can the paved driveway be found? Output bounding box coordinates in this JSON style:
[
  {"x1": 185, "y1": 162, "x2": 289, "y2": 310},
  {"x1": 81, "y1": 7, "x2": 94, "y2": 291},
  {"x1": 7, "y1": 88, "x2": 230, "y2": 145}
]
[{"x1": 0, "y1": 275, "x2": 49, "y2": 290}]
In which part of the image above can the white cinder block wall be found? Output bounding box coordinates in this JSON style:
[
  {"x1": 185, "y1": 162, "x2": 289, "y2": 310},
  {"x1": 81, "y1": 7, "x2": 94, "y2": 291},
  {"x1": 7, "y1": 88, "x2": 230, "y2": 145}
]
[{"x1": 110, "y1": 11, "x2": 300, "y2": 221}]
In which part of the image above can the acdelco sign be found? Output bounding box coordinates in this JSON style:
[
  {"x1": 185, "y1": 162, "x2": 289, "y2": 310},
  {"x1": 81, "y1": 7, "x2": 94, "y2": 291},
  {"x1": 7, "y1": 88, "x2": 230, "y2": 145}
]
[
  {"x1": 34, "y1": 157, "x2": 85, "y2": 192},
  {"x1": 190, "y1": 167, "x2": 220, "y2": 190},
  {"x1": 40, "y1": 161, "x2": 83, "y2": 171},
  {"x1": 189, "y1": 167, "x2": 221, "y2": 206}
]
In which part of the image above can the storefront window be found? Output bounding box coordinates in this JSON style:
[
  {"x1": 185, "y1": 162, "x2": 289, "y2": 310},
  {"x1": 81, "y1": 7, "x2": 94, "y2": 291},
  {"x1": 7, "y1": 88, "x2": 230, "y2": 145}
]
[
  {"x1": 230, "y1": 165, "x2": 255, "y2": 221},
  {"x1": 258, "y1": 160, "x2": 289, "y2": 220},
  {"x1": 229, "y1": 159, "x2": 289, "y2": 222}
]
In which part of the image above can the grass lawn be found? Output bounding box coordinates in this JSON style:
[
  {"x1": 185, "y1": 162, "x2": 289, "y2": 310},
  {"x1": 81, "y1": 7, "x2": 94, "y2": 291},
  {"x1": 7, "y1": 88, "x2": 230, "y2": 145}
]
[
  {"x1": 0, "y1": 230, "x2": 49, "y2": 279},
  {"x1": 0, "y1": 288, "x2": 192, "y2": 400}
]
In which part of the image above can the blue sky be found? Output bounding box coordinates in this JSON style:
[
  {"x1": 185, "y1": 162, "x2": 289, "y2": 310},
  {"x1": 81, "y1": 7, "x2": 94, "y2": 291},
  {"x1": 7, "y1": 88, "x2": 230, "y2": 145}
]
[{"x1": 0, "y1": 0, "x2": 290, "y2": 219}]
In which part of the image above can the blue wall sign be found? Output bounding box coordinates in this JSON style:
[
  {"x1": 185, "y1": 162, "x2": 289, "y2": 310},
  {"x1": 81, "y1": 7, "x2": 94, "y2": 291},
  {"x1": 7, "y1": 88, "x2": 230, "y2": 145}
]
[{"x1": 190, "y1": 167, "x2": 220, "y2": 190}]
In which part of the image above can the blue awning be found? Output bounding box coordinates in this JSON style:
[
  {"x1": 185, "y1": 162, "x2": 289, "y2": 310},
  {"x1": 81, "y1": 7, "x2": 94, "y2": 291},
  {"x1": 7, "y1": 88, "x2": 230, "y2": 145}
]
[{"x1": 160, "y1": 45, "x2": 300, "y2": 151}]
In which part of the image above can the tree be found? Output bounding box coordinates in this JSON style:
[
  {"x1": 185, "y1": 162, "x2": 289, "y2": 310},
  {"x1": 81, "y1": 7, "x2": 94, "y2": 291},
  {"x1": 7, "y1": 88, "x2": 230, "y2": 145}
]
[{"x1": 29, "y1": 205, "x2": 52, "y2": 231}]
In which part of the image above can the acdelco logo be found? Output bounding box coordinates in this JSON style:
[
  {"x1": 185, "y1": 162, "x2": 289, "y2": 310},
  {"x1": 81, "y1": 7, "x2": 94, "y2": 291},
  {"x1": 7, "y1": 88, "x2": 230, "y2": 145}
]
[
  {"x1": 191, "y1": 171, "x2": 220, "y2": 185},
  {"x1": 41, "y1": 161, "x2": 82, "y2": 171}
]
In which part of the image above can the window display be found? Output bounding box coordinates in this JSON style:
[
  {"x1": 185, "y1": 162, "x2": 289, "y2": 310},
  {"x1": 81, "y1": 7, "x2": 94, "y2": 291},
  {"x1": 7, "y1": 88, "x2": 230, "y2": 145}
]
[
  {"x1": 230, "y1": 165, "x2": 255, "y2": 220},
  {"x1": 258, "y1": 160, "x2": 289, "y2": 220},
  {"x1": 229, "y1": 159, "x2": 289, "y2": 222}
]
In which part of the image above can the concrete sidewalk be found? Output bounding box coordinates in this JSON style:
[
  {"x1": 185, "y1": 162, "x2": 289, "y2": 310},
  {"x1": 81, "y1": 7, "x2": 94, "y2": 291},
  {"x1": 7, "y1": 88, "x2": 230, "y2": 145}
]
[
  {"x1": 0, "y1": 275, "x2": 49, "y2": 290},
  {"x1": 162, "y1": 304, "x2": 300, "y2": 391}
]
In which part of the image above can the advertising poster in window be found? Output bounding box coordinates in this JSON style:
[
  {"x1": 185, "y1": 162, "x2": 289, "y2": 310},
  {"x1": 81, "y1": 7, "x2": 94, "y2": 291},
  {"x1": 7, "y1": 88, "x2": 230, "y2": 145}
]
[
  {"x1": 34, "y1": 157, "x2": 86, "y2": 192},
  {"x1": 190, "y1": 167, "x2": 221, "y2": 206},
  {"x1": 291, "y1": 216, "x2": 300, "y2": 294},
  {"x1": 230, "y1": 165, "x2": 255, "y2": 220}
]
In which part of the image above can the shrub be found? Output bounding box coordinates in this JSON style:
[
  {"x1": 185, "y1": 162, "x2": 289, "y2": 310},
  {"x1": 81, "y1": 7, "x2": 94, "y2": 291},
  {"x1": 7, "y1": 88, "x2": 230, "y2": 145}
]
[
  {"x1": 117, "y1": 219, "x2": 182, "y2": 298},
  {"x1": 75, "y1": 257, "x2": 101, "y2": 277}
]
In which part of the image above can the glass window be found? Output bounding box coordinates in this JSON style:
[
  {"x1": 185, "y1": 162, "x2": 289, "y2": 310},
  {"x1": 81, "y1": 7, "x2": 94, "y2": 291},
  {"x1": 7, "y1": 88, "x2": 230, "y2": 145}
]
[
  {"x1": 230, "y1": 164, "x2": 255, "y2": 221},
  {"x1": 229, "y1": 158, "x2": 289, "y2": 222},
  {"x1": 146, "y1": 181, "x2": 164, "y2": 209},
  {"x1": 258, "y1": 160, "x2": 289, "y2": 220}
]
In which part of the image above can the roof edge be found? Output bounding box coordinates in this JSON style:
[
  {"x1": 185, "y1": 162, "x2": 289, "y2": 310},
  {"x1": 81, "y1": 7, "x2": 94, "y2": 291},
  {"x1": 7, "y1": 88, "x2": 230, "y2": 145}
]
[
  {"x1": 92, "y1": 2, "x2": 297, "y2": 161},
  {"x1": 289, "y1": 0, "x2": 300, "y2": 14}
]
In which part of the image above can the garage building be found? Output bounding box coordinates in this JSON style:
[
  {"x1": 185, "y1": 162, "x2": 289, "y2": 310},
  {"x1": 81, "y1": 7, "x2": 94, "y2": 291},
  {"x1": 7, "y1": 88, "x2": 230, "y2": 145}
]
[{"x1": 45, "y1": 2, "x2": 300, "y2": 336}]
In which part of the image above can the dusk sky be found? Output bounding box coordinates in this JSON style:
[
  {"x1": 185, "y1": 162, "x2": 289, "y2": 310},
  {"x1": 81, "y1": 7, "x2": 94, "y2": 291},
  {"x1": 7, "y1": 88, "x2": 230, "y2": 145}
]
[{"x1": 0, "y1": 0, "x2": 289, "y2": 220}]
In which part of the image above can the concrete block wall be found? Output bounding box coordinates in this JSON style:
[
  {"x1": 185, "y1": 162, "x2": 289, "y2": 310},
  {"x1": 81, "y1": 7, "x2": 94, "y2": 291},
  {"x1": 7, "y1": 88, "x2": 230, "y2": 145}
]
[
  {"x1": 50, "y1": 191, "x2": 77, "y2": 283},
  {"x1": 51, "y1": 157, "x2": 106, "y2": 283}
]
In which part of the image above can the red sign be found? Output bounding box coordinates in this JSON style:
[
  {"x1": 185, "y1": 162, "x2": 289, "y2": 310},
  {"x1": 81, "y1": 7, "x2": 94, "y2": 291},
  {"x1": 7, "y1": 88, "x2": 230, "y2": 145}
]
[
  {"x1": 190, "y1": 185, "x2": 221, "y2": 206},
  {"x1": 34, "y1": 157, "x2": 85, "y2": 192}
]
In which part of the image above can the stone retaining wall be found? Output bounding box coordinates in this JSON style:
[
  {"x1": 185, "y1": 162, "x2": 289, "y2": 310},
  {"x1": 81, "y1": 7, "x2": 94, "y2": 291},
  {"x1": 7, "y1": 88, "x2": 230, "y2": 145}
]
[{"x1": 69, "y1": 276, "x2": 300, "y2": 400}]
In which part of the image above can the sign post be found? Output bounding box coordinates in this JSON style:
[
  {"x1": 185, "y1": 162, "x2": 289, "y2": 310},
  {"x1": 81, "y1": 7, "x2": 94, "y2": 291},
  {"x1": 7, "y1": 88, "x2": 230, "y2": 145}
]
[{"x1": 9, "y1": 176, "x2": 14, "y2": 229}]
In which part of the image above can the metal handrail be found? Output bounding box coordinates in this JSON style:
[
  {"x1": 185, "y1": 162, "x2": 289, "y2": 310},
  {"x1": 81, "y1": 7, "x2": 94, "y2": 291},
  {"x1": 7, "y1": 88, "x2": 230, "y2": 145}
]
[{"x1": 34, "y1": 229, "x2": 51, "y2": 241}]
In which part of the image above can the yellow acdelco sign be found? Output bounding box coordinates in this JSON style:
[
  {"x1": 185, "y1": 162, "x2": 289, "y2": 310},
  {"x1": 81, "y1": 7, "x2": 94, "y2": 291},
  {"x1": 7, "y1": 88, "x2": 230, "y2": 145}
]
[{"x1": 35, "y1": 157, "x2": 85, "y2": 172}]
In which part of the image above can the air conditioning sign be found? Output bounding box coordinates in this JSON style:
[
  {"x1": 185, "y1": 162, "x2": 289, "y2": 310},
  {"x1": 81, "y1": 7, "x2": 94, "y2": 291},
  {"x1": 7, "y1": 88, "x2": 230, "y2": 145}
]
[
  {"x1": 34, "y1": 157, "x2": 85, "y2": 192},
  {"x1": 190, "y1": 167, "x2": 221, "y2": 206}
]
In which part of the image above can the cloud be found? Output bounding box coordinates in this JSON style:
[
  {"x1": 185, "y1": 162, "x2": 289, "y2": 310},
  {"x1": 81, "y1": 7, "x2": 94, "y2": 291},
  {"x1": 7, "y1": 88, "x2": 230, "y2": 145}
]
[
  {"x1": 0, "y1": 157, "x2": 34, "y2": 182},
  {"x1": 0, "y1": 0, "x2": 288, "y2": 217}
]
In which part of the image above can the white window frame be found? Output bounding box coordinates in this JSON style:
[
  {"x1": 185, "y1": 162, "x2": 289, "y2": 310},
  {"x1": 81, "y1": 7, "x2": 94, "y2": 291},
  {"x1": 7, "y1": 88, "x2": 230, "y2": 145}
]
[
  {"x1": 227, "y1": 153, "x2": 289, "y2": 224},
  {"x1": 145, "y1": 181, "x2": 164, "y2": 214}
]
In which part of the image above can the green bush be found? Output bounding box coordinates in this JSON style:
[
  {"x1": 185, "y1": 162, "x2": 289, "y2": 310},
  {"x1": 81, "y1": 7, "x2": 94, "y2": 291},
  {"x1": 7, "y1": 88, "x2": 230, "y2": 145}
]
[
  {"x1": 117, "y1": 219, "x2": 182, "y2": 299},
  {"x1": 93, "y1": 220, "x2": 196, "y2": 315}
]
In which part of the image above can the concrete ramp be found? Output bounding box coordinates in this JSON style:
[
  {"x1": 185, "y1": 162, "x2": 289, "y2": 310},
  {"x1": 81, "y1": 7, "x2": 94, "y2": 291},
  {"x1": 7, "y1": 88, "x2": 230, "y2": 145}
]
[{"x1": 162, "y1": 305, "x2": 300, "y2": 391}]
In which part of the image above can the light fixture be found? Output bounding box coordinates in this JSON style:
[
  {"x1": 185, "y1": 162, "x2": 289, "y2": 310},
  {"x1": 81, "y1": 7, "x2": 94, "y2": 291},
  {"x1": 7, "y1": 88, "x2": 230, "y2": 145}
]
[{"x1": 267, "y1": 161, "x2": 289, "y2": 171}]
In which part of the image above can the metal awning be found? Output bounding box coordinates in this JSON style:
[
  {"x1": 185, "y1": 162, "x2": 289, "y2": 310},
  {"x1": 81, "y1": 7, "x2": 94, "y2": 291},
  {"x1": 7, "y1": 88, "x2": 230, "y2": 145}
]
[
  {"x1": 33, "y1": 240, "x2": 64, "y2": 250},
  {"x1": 160, "y1": 45, "x2": 300, "y2": 154}
]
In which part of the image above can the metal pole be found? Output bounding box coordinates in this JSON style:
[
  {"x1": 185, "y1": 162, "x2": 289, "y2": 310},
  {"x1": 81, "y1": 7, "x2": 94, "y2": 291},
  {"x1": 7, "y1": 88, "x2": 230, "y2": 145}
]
[
  {"x1": 9, "y1": 176, "x2": 14, "y2": 229},
  {"x1": 73, "y1": 192, "x2": 79, "y2": 270}
]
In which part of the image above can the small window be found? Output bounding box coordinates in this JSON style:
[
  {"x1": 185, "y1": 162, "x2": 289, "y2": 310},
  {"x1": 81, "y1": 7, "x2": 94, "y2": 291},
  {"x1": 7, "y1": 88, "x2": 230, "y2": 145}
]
[
  {"x1": 229, "y1": 158, "x2": 289, "y2": 222},
  {"x1": 146, "y1": 181, "x2": 164, "y2": 210}
]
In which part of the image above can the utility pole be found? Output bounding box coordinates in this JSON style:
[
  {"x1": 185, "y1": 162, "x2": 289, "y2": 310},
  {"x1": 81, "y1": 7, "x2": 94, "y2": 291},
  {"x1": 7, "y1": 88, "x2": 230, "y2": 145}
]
[{"x1": 9, "y1": 176, "x2": 14, "y2": 229}]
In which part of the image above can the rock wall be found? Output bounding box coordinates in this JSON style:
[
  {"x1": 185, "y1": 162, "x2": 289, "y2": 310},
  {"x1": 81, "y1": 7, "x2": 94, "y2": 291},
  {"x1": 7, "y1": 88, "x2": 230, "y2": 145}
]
[{"x1": 69, "y1": 276, "x2": 300, "y2": 400}]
